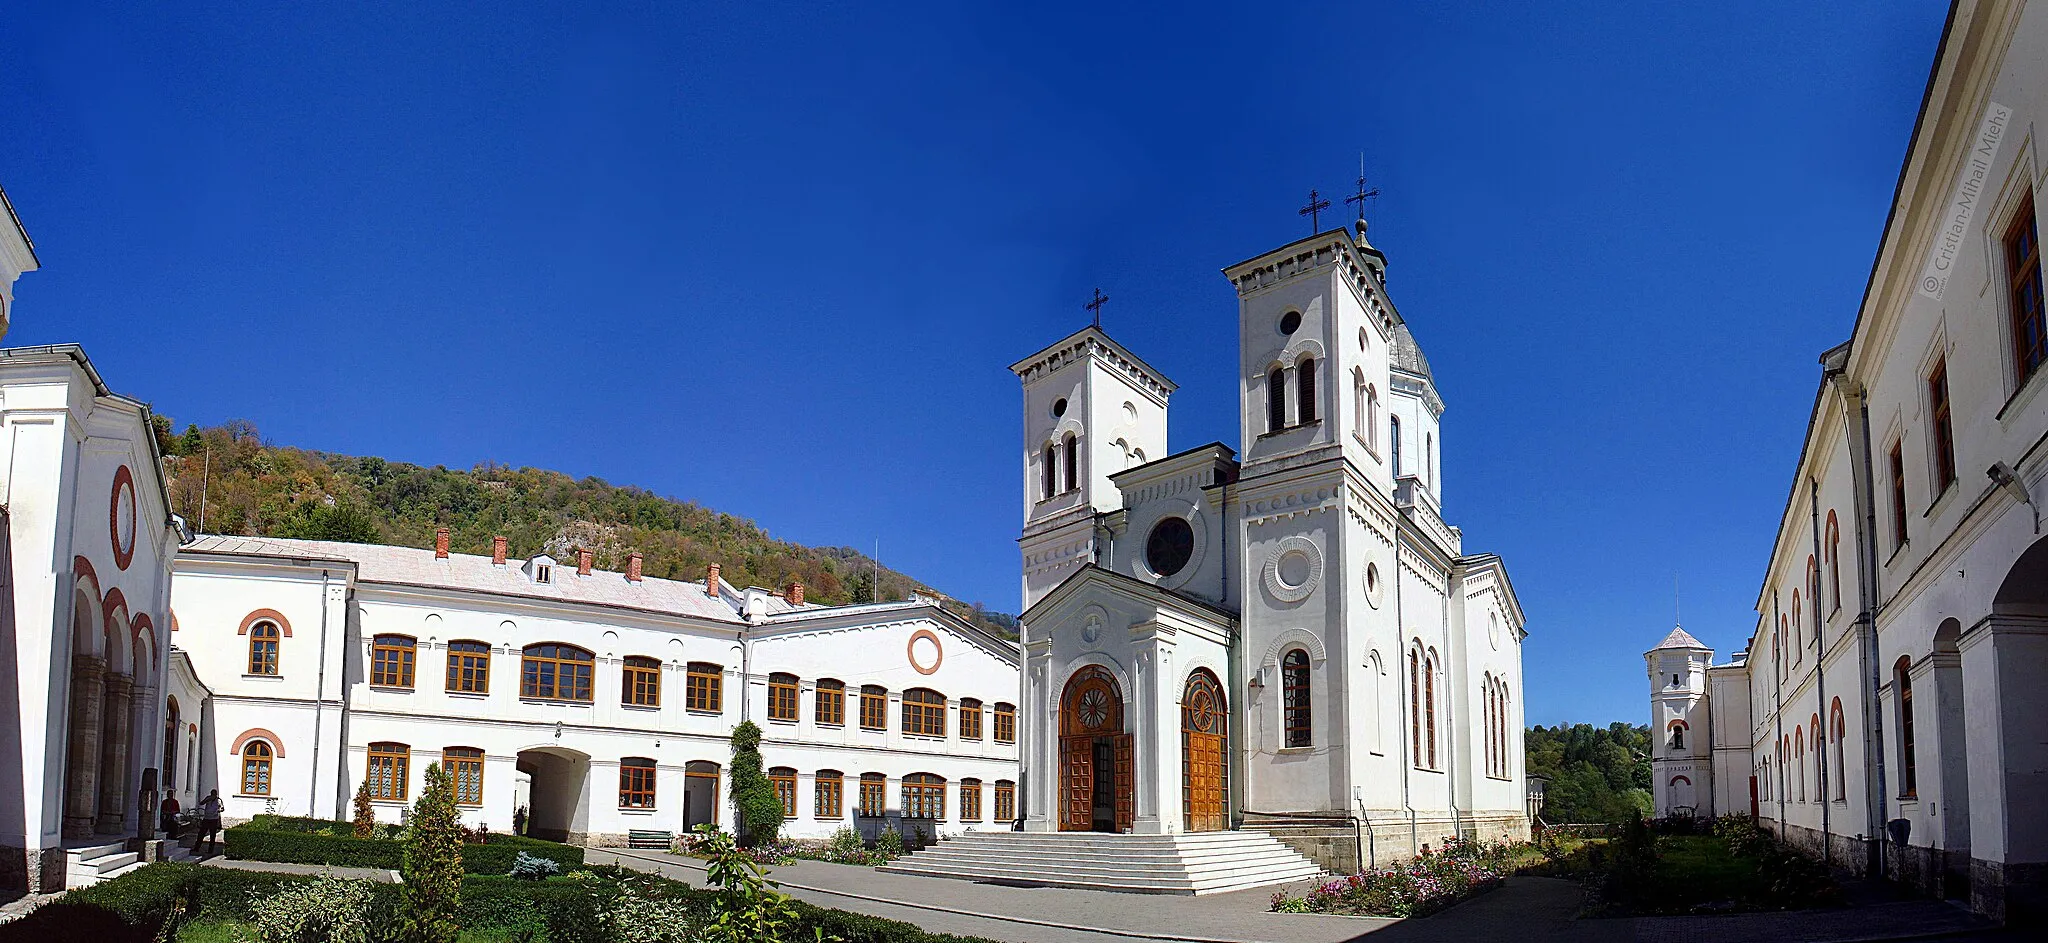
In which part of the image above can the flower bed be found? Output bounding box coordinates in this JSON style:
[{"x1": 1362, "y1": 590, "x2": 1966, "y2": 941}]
[
  {"x1": 224, "y1": 813, "x2": 583, "y2": 875},
  {"x1": 1270, "y1": 837, "x2": 1511, "y2": 917},
  {"x1": 675, "y1": 825, "x2": 901, "y2": 867}
]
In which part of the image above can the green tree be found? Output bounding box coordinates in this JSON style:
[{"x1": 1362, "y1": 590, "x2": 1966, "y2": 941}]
[
  {"x1": 728, "y1": 721, "x2": 784, "y2": 847},
  {"x1": 397, "y1": 763, "x2": 463, "y2": 943},
  {"x1": 1524, "y1": 722, "x2": 1652, "y2": 823},
  {"x1": 177, "y1": 423, "x2": 204, "y2": 457},
  {"x1": 272, "y1": 499, "x2": 383, "y2": 543},
  {"x1": 847, "y1": 570, "x2": 874, "y2": 605}
]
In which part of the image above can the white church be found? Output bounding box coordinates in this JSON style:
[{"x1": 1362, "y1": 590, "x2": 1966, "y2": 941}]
[{"x1": 989, "y1": 218, "x2": 1529, "y2": 874}]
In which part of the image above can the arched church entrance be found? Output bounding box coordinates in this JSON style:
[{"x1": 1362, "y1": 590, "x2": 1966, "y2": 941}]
[
  {"x1": 1181, "y1": 669, "x2": 1228, "y2": 832},
  {"x1": 1059, "y1": 666, "x2": 1132, "y2": 832},
  {"x1": 515, "y1": 747, "x2": 590, "y2": 844}
]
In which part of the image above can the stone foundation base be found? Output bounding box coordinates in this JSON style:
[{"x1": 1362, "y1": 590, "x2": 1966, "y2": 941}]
[
  {"x1": 0, "y1": 846, "x2": 70, "y2": 894},
  {"x1": 1972, "y1": 858, "x2": 2048, "y2": 926}
]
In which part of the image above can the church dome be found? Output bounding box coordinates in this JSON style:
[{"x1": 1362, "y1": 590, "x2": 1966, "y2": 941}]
[{"x1": 1391, "y1": 323, "x2": 1434, "y2": 381}]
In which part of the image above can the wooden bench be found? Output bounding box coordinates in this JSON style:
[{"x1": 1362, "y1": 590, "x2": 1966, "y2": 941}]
[{"x1": 627, "y1": 829, "x2": 672, "y2": 850}]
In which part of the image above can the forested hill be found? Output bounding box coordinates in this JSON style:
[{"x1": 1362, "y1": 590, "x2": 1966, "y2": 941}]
[
  {"x1": 150, "y1": 420, "x2": 1020, "y2": 639},
  {"x1": 1525, "y1": 722, "x2": 1654, "y2": 824}
]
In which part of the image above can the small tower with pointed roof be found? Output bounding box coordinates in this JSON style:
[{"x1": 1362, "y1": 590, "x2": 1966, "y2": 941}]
[{"x1": 1647, "y1": 625, "x2": 1715, "y2": 817}]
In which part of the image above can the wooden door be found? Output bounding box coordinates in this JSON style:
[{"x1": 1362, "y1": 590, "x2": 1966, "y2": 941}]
[
  {"x1": 1113, "y1": 734, "x2": 1135, "y2": 832},
  {"x1": 1181, "y1": 669, "x2": 1228, "y2": 831},
  {"x1": 1061, "y1": 737, "x2": 1094, "y2": 831}
]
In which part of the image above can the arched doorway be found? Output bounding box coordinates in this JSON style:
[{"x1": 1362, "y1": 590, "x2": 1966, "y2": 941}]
[
  {"x1": 163, "y1": 696, "x2": 181, "y2": 795},
  {"x1": 1181, "y1": 669, "x2": 1228, "y2": 832},
  {"x1": 515, "y1": 747, "x2": 591, "y2": 844},
  {"x1": 683, "y1": 761, "x2": 720, "y2": 831},
  {"x1": 1059, "y1": 666, "x2": 1132, "y2": 832}
]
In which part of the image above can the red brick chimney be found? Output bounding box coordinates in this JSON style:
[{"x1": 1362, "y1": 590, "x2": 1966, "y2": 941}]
[
  {"x1": 706, "y1": 563, "x2": 721, "y2": 597},
  {"x1": 434, "y1": 527, "x2": 450, "y2": 559},
  {"x1": 786, "y1": 581, "x2": 804, "y2": 606},
  {"x1": 491, "y1": 535, "x2": 508, "y2": 566},
  {"x1": 576, "y1": 548, "x2": 593, "y2": 576},
  {"x1": 626, "y1": 552, "x2": 644, "y2": 582}
]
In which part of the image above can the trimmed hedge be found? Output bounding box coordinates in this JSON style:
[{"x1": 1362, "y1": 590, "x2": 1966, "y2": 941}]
[
  {"x1": 1, "y1": 861, "x2": 999, "y2": 943},
  {"x1": 225, "y1": 817, "x2": 583, "y2": 874}
]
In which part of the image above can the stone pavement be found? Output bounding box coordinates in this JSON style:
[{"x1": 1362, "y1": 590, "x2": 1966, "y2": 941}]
[
  {"x1": 200, "y1": 857, "x2": 401, "y2": 883},
  {"x1": 593, "y1": 847, "x2": 2002, "y2": 943}
]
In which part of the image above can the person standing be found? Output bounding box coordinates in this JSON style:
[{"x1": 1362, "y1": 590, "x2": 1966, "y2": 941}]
[
  {"x1": 197, "y1": 789, "x2": 224, "y2": 856},
  {"x1": 160, "y1": 793, "x2": 181, "y2": 840}
]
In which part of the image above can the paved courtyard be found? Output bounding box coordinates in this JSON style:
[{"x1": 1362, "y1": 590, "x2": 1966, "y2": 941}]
[{"x1": 592, "y1": 848, "x2": 2002, "y2": 943}]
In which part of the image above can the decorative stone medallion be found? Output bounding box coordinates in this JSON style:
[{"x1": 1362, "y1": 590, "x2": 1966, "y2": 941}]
[
  {"x1": 1262, "y1": 535, "x2": 1322, "y2": 603},
  {"x1": 907, "y1": 629, "x2": 944, "y2": 675},
  {"x1": 111, "y1": 465, "x2": 137, "y2": 570}
]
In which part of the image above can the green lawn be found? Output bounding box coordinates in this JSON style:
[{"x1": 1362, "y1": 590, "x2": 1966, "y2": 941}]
[{"x1": 1655, "y1": 835, "x2": 1765, "y2": 904}]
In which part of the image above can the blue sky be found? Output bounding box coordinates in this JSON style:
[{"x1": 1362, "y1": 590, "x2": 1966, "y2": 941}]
[{"x1": 3, "y1": 3, "x2": 1949, "y2": 726}]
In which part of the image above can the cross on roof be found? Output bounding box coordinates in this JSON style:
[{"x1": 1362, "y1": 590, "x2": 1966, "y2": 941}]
[
  {"x1": 1085, "y1": 288, "x2": 1109, "y2": 328},
  {"x1": 1346, "y1": 173, "x2": 1380, "y2": 222},
  {"x1": 1298, "y1": 189, "x2": 1331, "y2": 233}
]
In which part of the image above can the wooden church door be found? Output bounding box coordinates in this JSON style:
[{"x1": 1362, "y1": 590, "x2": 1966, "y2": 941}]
[{"x1": 1181, "y1": 669, "x2": 1228, "y2": 831}]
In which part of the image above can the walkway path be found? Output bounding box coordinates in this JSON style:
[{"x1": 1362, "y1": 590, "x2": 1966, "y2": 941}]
[
  {"x1": 593, "y1": 848, "x2": 2002, "y2": 943},
  {"x1": 199, "y1": 857, "x2": 400, "y2": 883}
]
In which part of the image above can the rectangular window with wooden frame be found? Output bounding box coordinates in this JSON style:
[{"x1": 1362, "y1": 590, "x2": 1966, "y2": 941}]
[
  {"x1": 814, "y1": 770, "x2": 843, "y2": 819},
  {"x1": 1928, "y1": 358, "x2": 1956, "y2": 496},
  {"x1": 2009, "y1": 195, "x2": 2045, "y2": 384},
  {"x1": 686, "y1": 662, "x2": 722, "y2": 713},
  {"x1": 768, "y1": 673, "x2": 800, "y2": 722},
  {"x1": 860, "y1": 685, "x2": 888, "y2": 731},
  {"x1": 622, "y1": 656, "x2": 661, "y2": 707},
  {"x1": 994, "y1": 780, "x2": 1015, "y2": 822},
  {"x1": 521, "y1": 644, "x2": 594, "y2": 701},
  {"x1": 444, "y1": 747, "x2": 484, "y2": 806},
  {"x1": 902, "y1": 688, "x2": 946, "y2": 738},
  {"x1": 371, "y1": 635, "x2": 416, "y2": 688},
  {"x1": 1889, "y1": 441, "x2": 1909, "y2": 552},
  {"x1": 770, "y1": 767, "x2": 796, "y2": 817},
  {"x1": 993, "y1": 702, "x2": 1016, "y2": 744},
  {"x1": 960, "y1": 778, "x2": 982, "y2": 821},
  {"x1": 445, "y1": 640, "x2": 490, "y2": 694},
  {"x1": 959, "y1": 698, "x2": 983, "y2": 740},
  {"x1": 815, "y1": 679, "x2": 845, "y2": 726},
  {"x1": 902, "y1": 773, "x2": 945, "y2": 820},
  {"x1": 858, "y1": 773, "x2": 886, "y2": 816},
  {"x1": 367, "y1": 742, "x2": 409, "y2": 801},
  {"x1": 619, "y1": 757, "x2": 657, "y2": 809}
]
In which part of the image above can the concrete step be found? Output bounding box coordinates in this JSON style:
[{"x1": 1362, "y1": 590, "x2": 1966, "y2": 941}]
[
  {"x1": 904, "y1": 846, "x2": 1307, "y2": 869},
  {"x1": 83, "y1": 851, "x2": 140, "y2": 871},
  {"x1": 884, "y1": 829, "x2": 1325, "y2": 895}
]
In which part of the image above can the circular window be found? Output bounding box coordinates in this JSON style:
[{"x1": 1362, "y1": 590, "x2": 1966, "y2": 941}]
[
  {"x1": 1359, "y1": 327, "x2": 1369, "y2": 351},
  {"x1": 1051, "y1": 398, "x2": 1068, "y2": 418},
  {"x1": 1488, "y1": 613, "x2": 1502, "y2": 650},
  {"x1": 1123, "y1": 401, "x2": 1138, "y2": 423},
  {"x1": 1279, "y1": 311, "x2": 1302, "y2": 335},
  {"x1": 1364, "y1": 561, "x2": 1383, "y2": 608},
  {"x1": 1276, "y1": 550, "x2": 1312, "y2": 588},
  {"x1": 110, "y1": 465, "x2": 138, "y2": 570},
  {"x1": 1145, "y1": 517, "x2": 1195, "y2": 578}
]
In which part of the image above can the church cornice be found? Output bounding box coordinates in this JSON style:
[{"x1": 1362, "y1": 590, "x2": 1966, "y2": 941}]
[
  {"x1": 1009, "y1": 326, "x2": 1176, "y2": 403},
  {"x1": 1221, "y1": 228, "x2": 1394, "y2": 332}
]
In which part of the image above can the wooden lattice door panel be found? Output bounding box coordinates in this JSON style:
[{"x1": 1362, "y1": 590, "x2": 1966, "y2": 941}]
[
  {"x1": 1113, "y1": 733, "x2": 1135, "y2": 833},
  {"x1": 1184, "y1": 731, "x2": 1226, "y2": 832},
  {"x1": 1061, "y1": 736, "x2": 1094, "y2": 831}
]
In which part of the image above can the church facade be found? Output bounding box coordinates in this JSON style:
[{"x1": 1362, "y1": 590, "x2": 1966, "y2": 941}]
[
  {"x1": 1013, "y1": 221, "x2": 1529, "y2": 871},
  {"x1": 1655, "y1": 0, "x2": 2048, "y2": 922}
]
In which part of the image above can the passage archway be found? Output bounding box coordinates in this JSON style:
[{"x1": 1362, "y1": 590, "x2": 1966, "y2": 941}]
[
  {"x1": 1181, "y1": 669, "x2": 1228, "y2": 832},
  {"x1": 515, "y1": 747, "x2": 591, "y2": 844},
  {"x1": 683, "y1": 761, "x2": 721, "y2": 830},
  {"x1": 1059, "y1": 666, "x2": 1132, "y2": 832}
]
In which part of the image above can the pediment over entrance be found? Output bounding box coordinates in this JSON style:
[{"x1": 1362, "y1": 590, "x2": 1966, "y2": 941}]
[{"x1": 1021, "y1": 564, "x2": 1236, "y2": 651}]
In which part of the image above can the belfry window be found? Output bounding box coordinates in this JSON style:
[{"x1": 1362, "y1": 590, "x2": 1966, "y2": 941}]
[
  {"x1": 1063, "y1": 434, "x2": 1079, "y2": 492},
  {"x1": 1042, "y1": 445, "x2": 1057, "y2": 501},
  {"x1": 1297, "y1": 358, "x2": 1317, "y2": 423},
  {"x1": 1267, "y1": 368, "x2": 1286, "y2": 432}
]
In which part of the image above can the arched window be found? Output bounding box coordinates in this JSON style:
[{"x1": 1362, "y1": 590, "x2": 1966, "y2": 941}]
[
  {"x1": 1896, "y1": 656, "x2": 1918, "y2": 798},
  {"x1": 371, "y1": 634, "x2": 415, "y2": 688},
  {"x1": 994, "y1": 780, "x2": 1016, "y2": 822},
  {"x1": 619, "y1": 757, "x2": 657, "y2": 809},
  {"x1": 1482, "y1": 674, "x2": 1496, "y2": 775},
  {"x1": 1408, "y1": 648, "x2": 1421, "y2": 762},
  {"x1": 686, "y1": 662, "x2": 722, "y2": 712},
  {"x1": 1668, "y1": 720, "x2": 1686, "y2": 751},
  {"x1": 521, "y1": 644, "x2": 594, "y2": 701},
  {"x1": 1063, "y1": 433, "x2": 1079, "y2": 493},
  {"x1": 959, "y1": 697, "x2": 983, "y2": 740},
  {"x1": 769, "y1": 767, "x2": 797, "y2": 817},
  {"x1": 1297, "y1": 358, "x2": 1317, "y2": 423},
  {"x1": 815, "y1": 679, "x2": 846, "y2": 726},
  {"x1": 993, "y1": 702, "x2": 1016, "y2": 744},
  {"x1": 768, "y1": 672, "x2": 799, "y2": 721},
  {"x1": 248, "y1": 621, "x2": 281, "y2": 676},
  {"x1": 367, "y1": 742, "x2": 409, "y2": 801},
  {"x1": 623, "y1": 656, "x2": 661, "y2": 707},
  {"x1": 241, "y1": 740, "x2": 273, "y2": 796},
  {"x1": 903, "y1": 688, "x2": 947, "y2": 738},
  {"x1": 1424, "y1": 650, "x2": 1439, "y2": 769},
  {"x1": 1390, "y1": 416, "x2": 1403, "y2": 476},
  {"x1": 1281, "y1": 649, "x2": 1311, "y2": 747},
  {"x1": 960, "y1": 777, "x2": 983, "y2": 821},
  {"x1": 815, "y1": 770, "x2": 844, "y2": 819},
  {"x1": 903, "y1": 773, "x2": 945, "y2": 820},
  {"x1": 1353, "y1": 368, "x2": 1368, "y2": 435},
  {"x1": 444, "y1": 747, "x2": 484, "y2": 806},
  {"x1": 1042, "y1": 445, "x2": 1057, "y2": 500},
  {"x1": 858, "y1": 773, "x2": 887, "y2": 816},
  {"x1": 1830, "y1": 701, "x2": 1847, "y2": 801},
  {"x1": 1810, "y1": 713, "x2": 1824, "y2": 802},
  {"x1": 1425, "y1": 432, "x2": 1434, "y2": 488},
  {"x1": 1792, "y1": 591, "x2": 1803, "y2": 659},
  {"x1": 445, "y1": 640, "x2": 490, "y2": 693},
  {"x1": 1267, "y1": 367, "x2": 1287, "y2": 432},
  {"x1": 1826, "y1": 511, "x2": 1842, "y2": 613},
  {"x1": 1795, "y1": 727, "x2": 1807, "y2": 801},
  {"x1": 860, "y1": 685, "x2": 889, "y2": 730}
]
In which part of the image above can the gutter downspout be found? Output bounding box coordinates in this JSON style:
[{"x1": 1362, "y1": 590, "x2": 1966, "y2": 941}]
[
  {"x1": 1393, "y1": 536, "x2": 1417, "y2": 856},
  {"x1": 1442, "y1": 587, "x2": 1460, "y2": 840},
  {"x1": 310, "y1": 569, "x2": 331, "y2": 818},
  {"x1": 1850, "y1": 387, "x2": 1891, "y2": 880},
  {"x1": 1771, "y1": 593, "x2": 1787, "y2": 831},
  {"x1": 1806, "y1": 477, "x2": 1833, "y2": 867}
]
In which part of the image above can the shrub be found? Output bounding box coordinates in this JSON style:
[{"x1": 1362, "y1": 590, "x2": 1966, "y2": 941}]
[
  {"x1": 1269, "y1": 839, "x2": 1511, "y2": 917},
  {"x1": 727, "y1": 722, "x2": 783, "y2": 848},
  {"x1": 225, "y1": 819, "x2": 582, "y2": 875},
  {"x1": 508, "y1": 851, "x2": 563, "y2": 880},
  {"x1": 604, "y1": 878, "x2": 702, "y2": 943},
  {"x1": 397, "y1": 762, "x2": 463, "y2": 943},
  {"x1": 875, "y1": 825, "x2": 905, "y2": 858},
  {"x1": 353, "y1": 782, "x2": 376, "y2": 838},
  {"x1": 0, "y1": 864, "x2": 323, "y2": 943},
  {"x1": 241, "y1": 875, "x2": 388, "y2": 943}
]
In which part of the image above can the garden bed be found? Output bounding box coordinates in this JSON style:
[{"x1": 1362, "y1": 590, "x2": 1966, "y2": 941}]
[
  {"x1": 1563, "y1": 815, "x2": 1842, "y2": 916},
  {"x1": 225, "y1": 814, "x2": 584, "y2": 875},
  {"x1": 1269, "y1": 837, "x2": 1513, "y2": 917}
]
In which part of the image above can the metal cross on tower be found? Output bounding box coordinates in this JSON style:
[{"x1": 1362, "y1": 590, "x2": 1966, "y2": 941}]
[
  {"x1": 1346, "y1": 168, "x2": 1380, "y2": 222},
  {"x1": 1298, "y1": 189, "x2": 1331, "y2": 233},
  {"x1": 1085, "y1": 288, "x2": 1109, "y2": 328}
]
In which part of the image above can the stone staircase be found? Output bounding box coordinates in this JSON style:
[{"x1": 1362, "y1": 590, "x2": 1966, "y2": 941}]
[
  {"x1": 879, "y1": 830, "x2": 1325, "y2": 895},
  {"x1": 64, "y1": 842, "x2": 147, "y2": 888}
]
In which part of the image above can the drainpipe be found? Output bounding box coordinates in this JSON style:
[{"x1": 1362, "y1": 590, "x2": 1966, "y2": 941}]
[
  {"x1": 310, "y1": 569, "x2": 331, "y2": 818},
  {"x1": 1393, "y1": 537, "x2": 1417, "y2": 856},
  {"x1": 1850, "y1": 386, "x2": 1891, "y2": 880},
  {"x1": 1806, "y1": 478, "x2": 1832, "y2": 867},
  {"x1": 1771, "y1": 593, "x2": 1786, "y2": 831}
]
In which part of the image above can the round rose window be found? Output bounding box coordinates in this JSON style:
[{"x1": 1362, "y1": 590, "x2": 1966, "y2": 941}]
[{"x1": 1145, "y1": 516, "x2": 1194, "y2": 578}]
